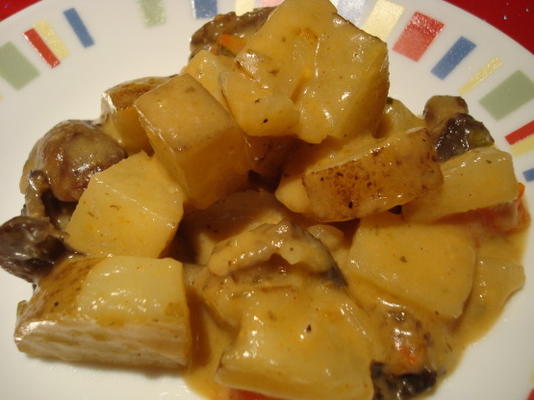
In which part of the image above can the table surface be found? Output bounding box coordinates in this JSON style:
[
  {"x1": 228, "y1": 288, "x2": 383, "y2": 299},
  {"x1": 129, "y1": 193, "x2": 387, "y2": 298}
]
[{"x1": 0, "y1": 0, "x2": 533, "y2": 53}]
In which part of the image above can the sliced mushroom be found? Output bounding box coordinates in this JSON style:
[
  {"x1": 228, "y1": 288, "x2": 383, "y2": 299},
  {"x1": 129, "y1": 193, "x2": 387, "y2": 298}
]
[
  {"x1": 0, "y1": 216, "x2": 67, "y2": 283},
  {"x1": 20, "y1": 120, "x2": 126, "y2": 203},
  {"x1": 207, "y1": 220, "x2": 336, "y2": 276}
]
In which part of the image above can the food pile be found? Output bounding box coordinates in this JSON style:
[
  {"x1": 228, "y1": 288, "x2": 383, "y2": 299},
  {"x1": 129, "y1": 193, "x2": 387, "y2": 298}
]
[{"x1": 0, "y1": 0, "x2": 529, "y2": 399}]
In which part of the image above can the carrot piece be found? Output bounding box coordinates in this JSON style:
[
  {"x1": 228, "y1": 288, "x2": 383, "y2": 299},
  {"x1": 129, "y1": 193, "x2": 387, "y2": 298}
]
[{"x1": 217, "y1": 34, "x2": 247, "y2": 55}]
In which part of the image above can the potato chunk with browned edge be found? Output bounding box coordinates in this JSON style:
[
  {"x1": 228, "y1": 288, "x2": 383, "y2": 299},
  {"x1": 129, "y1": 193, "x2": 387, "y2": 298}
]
[
  {"x1": 135, "y1": 74, "x2": 251, "y2": 209},
  {"x1": 303, "y1": 129, "x2": 441, "y2": 221},
  {"x1": 101, "y1": 76, "x2": 169, "y2": 154},
  {"x1": 66, "y1": 152, "x2": 184, "y2": 257},
  {"x1": 15, "y1": 256, "x2": 191, "y2": 368}
]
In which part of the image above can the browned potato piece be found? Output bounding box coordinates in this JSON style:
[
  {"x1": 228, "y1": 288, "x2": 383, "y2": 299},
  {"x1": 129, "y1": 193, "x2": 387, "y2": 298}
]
[
  {"x1": 15, "y1": 256, "x2": 191, "y2": 368},
  {"x1": 303, "y1": 129, "x2": 442, "y2": 221},
  {"x1": 101, "y1": 77, "x2": 169, "y2": 154}
]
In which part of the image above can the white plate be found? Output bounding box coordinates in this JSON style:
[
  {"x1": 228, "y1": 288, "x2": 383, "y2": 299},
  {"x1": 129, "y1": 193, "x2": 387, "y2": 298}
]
[{"x1": 0, "y1": 0, "x2": 532, "y2": 399}]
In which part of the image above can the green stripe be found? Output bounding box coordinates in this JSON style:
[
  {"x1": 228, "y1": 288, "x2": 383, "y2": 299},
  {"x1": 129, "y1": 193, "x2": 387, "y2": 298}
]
[
  {"x1": 139, "y1": 0, "x2": 166, "y2": 27},
  {"x1": 0, "y1": 42, "x2": 40, "y2": 89},
  {"x1": 480, "y1": 70, "x2": 534, "y2": 120}
]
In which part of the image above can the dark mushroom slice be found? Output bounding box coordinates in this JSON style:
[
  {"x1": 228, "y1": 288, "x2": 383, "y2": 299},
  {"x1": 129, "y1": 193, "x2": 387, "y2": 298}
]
[
  {"x1": 0, "y1": 216, "x2": 67, "y2": 283},
  {"x1": 20, "y1": 119, "x2": 127, "y2": 204},
  {"x1": 190, "y1": 7, "x2": 274, "y2": 58},
  {"x1": 434, "y1": 113, "x2": 494, "y2": 162},
  {"x1": 423, "y1": 95, "x2": 468, "y2": 131},
  {"x1": 423, "y1": 95, "x2": 493, "y2": 162},
  {"x1": 371, "y1": 362, "x2": 437, "y2": 400}
]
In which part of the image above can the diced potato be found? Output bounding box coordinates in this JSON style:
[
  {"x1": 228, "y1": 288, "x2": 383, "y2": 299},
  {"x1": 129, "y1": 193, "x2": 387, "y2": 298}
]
[
  {"x1": 376, "y1": 98, "x2": 425, "y2": 138},
  {"x1": 15, "y1": 256, "x2": 191, "y2": 368},
  {"x1": 302, "y1": 129, "x2": 442, "y2": 221},
  {"x1": 185, "y1": 50, "x2": 233, "y2": 108},
  {"x1": 347, "y1": 212, "x2": 476, "y2": 318},
  {"x1": 403, "y1": 147, "x2": 518, "y2": 222},
  {"x1": 182, "y1": 190, "x2": 290, "y2": 264},
  {"x1": 296, "y1": 14, "x2": 389, "y2": 143},
  {"x1": 101, "y1": 76, "x2": 169, "y2": 154},
  {"x1": 66, "y1": 152, "x2": 184, "y2": 257},
  {"x1": 275, "y1": 173, "x2": 312, "y2": 214},
  {"x1": 216, "y1": 280, "x2": 374, "y2": 400},
  {"x1": 135, "y1": 74, "x2": 251, "y2": 209},
  {"x1": 221, "y1": 70, "x2": 299, "y2": 137},
  {"x1": 235, "y1": 0, "x2": 389, "y2": 143},
  {"x1": 235, "y1": 0, "x2": 333, "y2": 98},
  {"x1": 275, "y1": 139, "x2": 343, "y2": 215}
]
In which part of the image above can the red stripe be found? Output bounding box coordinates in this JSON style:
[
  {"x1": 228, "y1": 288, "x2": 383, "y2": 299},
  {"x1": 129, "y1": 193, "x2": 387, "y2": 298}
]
[
  {"x1": 528, "y1": 388, "x2": 534, "y2": 400},
  {"x1": 0, "y1": 0, "x2": 41, "y2": 21},
  {"x1": 505, "y1": 120, "x2": 534, "y2": 145},
  {"x1": 24, "y1": 28, "x2": 60, "y2": 68},
  {"x1": 393, "y1": 12, "x2": 444, "y2": 61}
]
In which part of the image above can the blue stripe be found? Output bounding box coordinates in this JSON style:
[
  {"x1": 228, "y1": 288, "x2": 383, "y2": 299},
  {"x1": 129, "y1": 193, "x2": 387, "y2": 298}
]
[
  {"x1": 431, "y1": 37, "x2": 476, "y2": 80},
  {"x1": 64, "y1": 8, "x2": 94, "y2": 48},
  {"x1": 192, "y1": 0, "x2": 217, "y2": 19},
  {"x1": 337, "y1": 0, "x2": 368, "y2": 25},
  {"x1": 523, "y1": 168, "x2": 534, "y2": 182}
]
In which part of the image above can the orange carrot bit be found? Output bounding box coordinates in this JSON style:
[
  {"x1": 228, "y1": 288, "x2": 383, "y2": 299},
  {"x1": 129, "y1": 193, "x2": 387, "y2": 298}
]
[
  {"x1": 518, "y1": 182, "x2": 526, "y2": 198},
  {"x1": 217, "y1": 34, "x2": 247, "y2": 55}
]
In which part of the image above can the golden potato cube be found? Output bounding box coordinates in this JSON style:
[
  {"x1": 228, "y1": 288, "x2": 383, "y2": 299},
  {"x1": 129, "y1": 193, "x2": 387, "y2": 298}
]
[
  {"x1": 15, "y1": 256, "x2": 191, "y2": 368},
  {"x1": 275, "y1": 173, "x2": 312, "y2": 214},
  {"x1": 347, "y1": 213, "x2": 476, "y2": 318},
  {"x1": 135, "y1": 74, "x2": 251, "y2": 209},
  {"x1": 221, "y1": 70, "x2": 299, "y2": 137},
  {"x1": 376, "y1": 98, "x2": 425, "y2": 138},
  {"x1": 185, "y1": 50, "x2": 233, "y2": 108},
  {"x1": 216, "y1": 282, "x2": 373, "y2": 400},
  {"x1": 302, "y1": 129, "x2": 442, "y2": 221},
  {"x1": 66, "y1": 152, "x2": 184, "y2": 257},
  {"x1": 235, "y1": 0, "x2": 333, "y2": 98},
  {"x1": 296, "y1": 15, "x2": 389, "y2": 143},
  {"x1": 101, "y1": 76, "x2": 169, "y2": 154},
  {"x1": 404, "y1": 147, "x2": 519, "y2": 222}
]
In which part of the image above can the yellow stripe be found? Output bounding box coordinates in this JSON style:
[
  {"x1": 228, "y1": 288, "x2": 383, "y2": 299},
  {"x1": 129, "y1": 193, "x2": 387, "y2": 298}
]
[
  {"x1": 458, "y1": 57, "x2": 502, "y2": 95},
  {"x1": 510, "y1": 134, "x2": 534, "y2": 157},
  {"x1": 363, "y1": 0, "x2": 405, "y2": 41},
  {"x1": 235, "y1": 0, "x2": 255, "y2": 15},
  {"x1": 34, "y1": 20, "x2": 69, "y2": 60}
]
